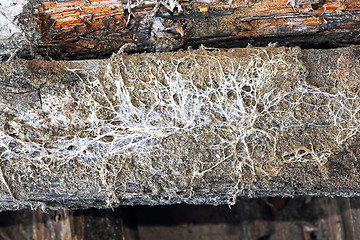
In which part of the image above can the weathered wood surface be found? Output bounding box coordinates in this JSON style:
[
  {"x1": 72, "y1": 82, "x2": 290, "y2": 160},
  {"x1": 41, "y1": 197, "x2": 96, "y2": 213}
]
[
  {"x1": 0, "y1": 207, "x2": 124, "y2": 240},
  {"x1": 0, "y1": 197, "x2": 360, "y2": 240},
  {"x1": 0, "y1": 45, "x2": 360, "y2": 210},
  {"x1": 1, "y1": 0, "x2": 360, "y2": 60}
]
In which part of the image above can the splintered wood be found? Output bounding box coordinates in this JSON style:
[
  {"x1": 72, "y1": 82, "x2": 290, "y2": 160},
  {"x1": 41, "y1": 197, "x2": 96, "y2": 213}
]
[{"x1": 1, "y1": 0, "x2": 360, "y2": 60}]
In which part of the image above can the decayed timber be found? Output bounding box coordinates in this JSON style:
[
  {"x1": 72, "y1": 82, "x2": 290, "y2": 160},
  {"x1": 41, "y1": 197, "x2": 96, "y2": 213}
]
[
  {"x1": 1, "y1": 0, "x2": 360, "y2": 60},
  {"x1": 1, "y1": 198, "x2": 360, "y2": 240},
  {"x1": 0, "y1": 45, "x2": 359, "y2": 210}
]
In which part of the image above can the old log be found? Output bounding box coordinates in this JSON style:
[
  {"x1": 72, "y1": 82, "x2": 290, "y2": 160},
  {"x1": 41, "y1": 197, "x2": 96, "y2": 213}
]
[
  {"x1": 0, "y1": 45, "x2": 359, "y2": 210},
  {"x1": 1, "y1": 0, "x2": 360, "y2": 60}
]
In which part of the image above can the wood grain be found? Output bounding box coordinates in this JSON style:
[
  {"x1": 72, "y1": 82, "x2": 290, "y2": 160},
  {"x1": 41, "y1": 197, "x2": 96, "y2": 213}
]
[{"x1": 29, "y1": 0, "x2": 360, "y2": 59}]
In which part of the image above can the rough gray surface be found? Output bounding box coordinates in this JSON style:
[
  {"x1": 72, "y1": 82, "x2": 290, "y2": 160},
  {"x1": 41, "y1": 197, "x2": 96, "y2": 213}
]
[
  {"x1": 0, "y1": 46, "x2": 360, "y2": 210},
  {"x1": 0, "y1": 0, "x2": 39, "y2": 61}
]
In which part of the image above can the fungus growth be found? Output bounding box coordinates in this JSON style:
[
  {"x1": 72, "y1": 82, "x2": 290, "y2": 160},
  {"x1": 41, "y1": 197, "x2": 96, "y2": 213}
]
[{"x1": 0, "y1": 47, "x2": 359, "y2": 205}]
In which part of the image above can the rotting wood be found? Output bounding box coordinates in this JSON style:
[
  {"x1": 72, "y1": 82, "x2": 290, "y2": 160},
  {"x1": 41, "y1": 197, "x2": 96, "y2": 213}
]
[
  {"x1": 0, "y1": 45, "x2": 360, "y2": 210},
  {"x1": 2, "y1": 0, "x2": 360, "y2": 60},
  {"x1": 0, "y1": 198, "x2": 360, "y2": 239}
]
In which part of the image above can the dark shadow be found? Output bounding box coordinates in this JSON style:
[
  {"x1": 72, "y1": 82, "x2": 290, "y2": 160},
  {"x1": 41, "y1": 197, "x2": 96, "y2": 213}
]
[{"x1": 0, "y1": 197, "x2": 359, "y2": 239}]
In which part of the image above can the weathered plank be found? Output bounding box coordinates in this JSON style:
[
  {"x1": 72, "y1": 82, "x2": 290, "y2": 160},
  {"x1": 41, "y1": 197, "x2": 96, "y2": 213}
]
[
  {"x1": 2, "y1": 0, "x2": 360, "y2": 60},
  {"x1": 0, "y1": 45, "x2": 359, "y2": 209}
]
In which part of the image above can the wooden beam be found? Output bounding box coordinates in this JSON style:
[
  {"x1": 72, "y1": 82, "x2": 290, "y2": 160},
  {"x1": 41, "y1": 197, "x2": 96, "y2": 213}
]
[
  {"x1": 2, "y1": 0, "x2": 360, "y2": 60},
  {"x1": 0, "y1": 45, "x2": 360, "y2": 209}
]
